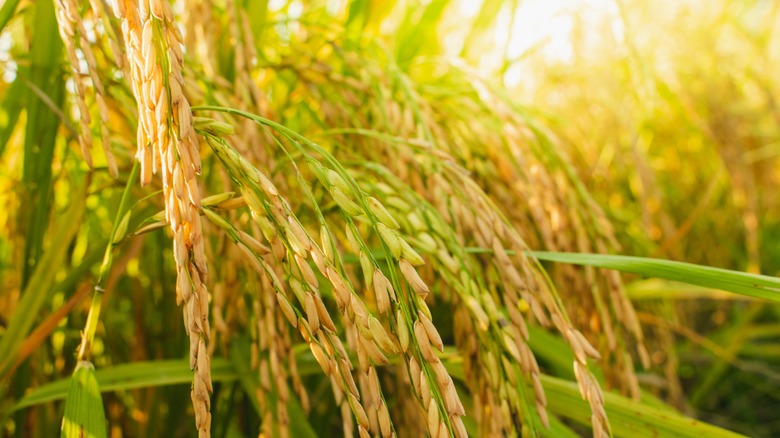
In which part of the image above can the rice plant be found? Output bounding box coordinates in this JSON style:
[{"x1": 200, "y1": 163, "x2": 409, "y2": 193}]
[{"x1": 0, "y1": 0, "x2": 776, "y2": 437}]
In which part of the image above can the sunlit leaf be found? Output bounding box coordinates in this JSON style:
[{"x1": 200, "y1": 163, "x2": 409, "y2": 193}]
[{"x1": 531, "y1": 252, "x2": 780, "y2": 303}]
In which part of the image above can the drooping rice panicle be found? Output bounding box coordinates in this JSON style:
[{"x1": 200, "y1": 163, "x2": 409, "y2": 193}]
[
  {"x1": 113, "y1": 0, "x2": 211, "y2": 435},
  {"x1": 54, "y1": 0, "x2": 118, "y2": 176}
]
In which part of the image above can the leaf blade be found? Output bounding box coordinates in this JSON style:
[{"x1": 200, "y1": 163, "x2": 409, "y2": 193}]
[{"x1": 530, "y1": 252, "x2": 780, "y2": 303}]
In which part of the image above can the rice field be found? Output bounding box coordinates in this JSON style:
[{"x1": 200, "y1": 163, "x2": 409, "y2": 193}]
[{"x1": 0, "y1": 1, "x2": 778, "y2": 437}]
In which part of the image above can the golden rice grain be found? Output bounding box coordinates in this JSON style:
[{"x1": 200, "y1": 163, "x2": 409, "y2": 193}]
[
  {"x1": 305, "y1": 293, "x2": 320, "y2": 335},
  {"x1": 451, "y1": 415, "x2": 468, "y2": 438},
  {"x1": 287, "y1": 216, "x2": 312, "y2": 254},
  {"x1": 360, "y1": 334, "x2": 389, "y2": 365},
  {"x1": 294, "y1": 254, "x2": 319, "y2": 289},
  {"x1": 399, "y1": 259, "x2": 429, "y2": 297},
  {"x1": 327, "y1": 266, "x2": 352, "y2": 311},
  {"x1": 332, "y1": 188, "x2": 362, "y2": 216},
  {"x1": 310, "y1": 342, "x2": 331, "y2": 375},
  {"x1": 373, "y1": 269, "x2": 391, "y2": 313},
  {"x1": 359, "y1": 251, "x2": 374, "y2": 288},
  {"x1": 341, "y1": 362, "x2": 360, "y2": 398},
  {"x1": 296, "y1": 317, "x2": 311, "y2": 343},
  {"x1": 349, "y1": 393, "x2": 369, "y2": 429},
  {"x1": 426, "y1": 398, "x2": 440, "y2": 437},
  {"x1": 398, "y1": 238, "x2": 425, "y2": 266},
  {"x1": 443, "y1": 381, "x2": 465, "y2": 416},
  {"x1": 430, "y1": 359, "x2": 449, "y2": 389},
  {"x1": 437, "y1": 420, "x2": 447, "y2": 438},
  {"x1": 376, "y1": 223, "x2": 403, "y2": 259},
  {"x1": 369, "y1": 317, "x2": 397, "y2": 355},
  {"x1": 397, "y1": 312, "x2": 410, "y2": 353},
  {"x1": 378, "y1": 400, "x2": 392, "y2": 437},
  {"x1": 239, "y1": 230, "x2": 270, "y2": 255},
  {"x1": 367, "y1": 367, "x2": 381, "y2": 407},
  {"x1": 410, "y1": 356, "x2": 422, "y2": 396},
  {"x1": 276, "y1": 293, "x2": 298, "y2": 326},
  {"x1": 314, "y1": 294, "x2": 337, "y2": 332},
  {"x1": 367, "y1": 196, "x2": 400, "y2": 229},
  {"x1": 414, "y1": 321, "x2": 438, "y2": 363},
  {"x1": 419, "y1": 370, "x2": 432, "y2": 407},
  {"x1": 418, "y1": 311, "x2": 444, "y2": 352}
]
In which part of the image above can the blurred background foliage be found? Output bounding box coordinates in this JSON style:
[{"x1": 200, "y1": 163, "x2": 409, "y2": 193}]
[{"x1": 0, "y1": 0, "x2": 779, "y2": 437}]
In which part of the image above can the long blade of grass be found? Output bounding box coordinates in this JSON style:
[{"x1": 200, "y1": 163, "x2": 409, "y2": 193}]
[
  {"x1": 0, "y1": 79, "x2": 24, "y2": 156},
  {"x1": 12, "y1": 359, "x2": 239, "y2": 412},
  {"x1": 530, "y1": 252, "x2": 780, "y2": 303},
  {"x1": 77, "y1": 162, "x2": 139, "y2": 361},
  {"x1": 228, "y1": 340, "x2": 262, "y2": 418},
  {"x1": 61, "y1": 361, "x2": 107, "y2": 438},
  {"x1": 0, "y1": 0, "x2": 20, "y2": 34},
  {"x1": 14, "y1": 354, "x2": 317, "y2": 438},
  {"x1": 15, "y1": 349, "x2": 746, "y2": 438},
  {"x1": 394, "y1": 0, "x2": 450, "y2": 67},
  {"x1": 542, "y1": 414, "x2": 581, "y2": 438},
  {"x1": 0, "y1": 181, "x2": 87, "y2": 379},
  {"x1": 626, "y1": 279, "x2": 757, "y2": 301},
  {"x1": 689, "y1": 303, "x2": 765, "y2": 406},
  {"x1": 19, "y1": 0, "x2": 65, "y2": 287},
  {"x1": 541, "y1": 374, "x2": 745, "y2": 438},
  {"x1": 445, "y1": 347, "x2": 740, "y2": 438}
]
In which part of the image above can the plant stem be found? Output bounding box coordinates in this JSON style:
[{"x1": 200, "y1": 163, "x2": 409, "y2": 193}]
[{"x1": 77, "y1": 162, "x2": 139, "y2": 361}]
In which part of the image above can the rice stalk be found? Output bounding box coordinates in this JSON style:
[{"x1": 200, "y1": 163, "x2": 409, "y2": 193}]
[
  {"x1": 197, "y1": 105, "x2": 606, "y2": 435},
  {"x1": 199, "y1": 128, "x2": 470, "y2": 437},
  {"x1": 53, "y1": 0, "x2": 117, "y2": 176},
  {"x1": 4, "y1": 1, "x2": 772, "y2": 437},
  {"x1": 112, "y1": 0, "x2": 211, "y2": 434}
]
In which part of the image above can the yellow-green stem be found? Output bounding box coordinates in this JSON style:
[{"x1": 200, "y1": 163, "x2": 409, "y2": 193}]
[{"x1": 77, "y1": 162, "x2": 139, "y2": 361}]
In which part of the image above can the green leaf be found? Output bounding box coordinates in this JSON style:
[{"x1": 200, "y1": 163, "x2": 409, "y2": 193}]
[
  {"x1": 394, "y1": 0, "x2": 451, "y2": 67},
  {"x1": 0, "y1": 0, "x2": 20, "y2": 34},
  {"x1": 0, "y1": 78, "x2": 24, "y2": 156},
  {"x1": 12, "y1": 353, "x2": 745, "y2": 438},
  {"x1": 229, "y1": 341, "x2": 263, "y2": 417},
  {"x1": 346, "y1": 0, "x2": 370, "y2": 29},
  {"x1": 530, "y1": 252, "x2": 780, "y2": 303},
  {"x1": 287, "y1": 389, "x2": 317, "y2": 438},
  {"x1": 625, "y1": 279, "x2": 754, "y2": 301},
  {"x1": 61, "y1": 361, "x2": 107, "y2": 438},
  {"x1": 16, "y1": 349, "x2": 318, "y2": 438},
  {"x1": 19, "y1": 0, "x2": 65, "y2": 287},
  {"x1": 542, "y1": 413, "x2": 582, "y2": 438},
  {"x1": 13, "y1": 359, "x2": 239, "y2": 412},
  {"x1": 0, "y1": 183, "x2": 86, "y2": 379},
  {"x1": 542, "y1": 374, "x2": 745, "y2": 438}
]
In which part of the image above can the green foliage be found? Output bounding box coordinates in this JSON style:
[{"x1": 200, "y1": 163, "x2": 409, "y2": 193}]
[
  {"x1": 0, "y1": 0, "x2": 777, "y2": 437},
  {"x1": 60, "y1": 361, "x2": 107, "y2": 438},
  {"x1": 531, "y1": 252, "x2": 780, "y2": 303}
]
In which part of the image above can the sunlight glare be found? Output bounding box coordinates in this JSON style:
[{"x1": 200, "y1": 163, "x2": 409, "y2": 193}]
[{"x1": 502, "y1": 0, "x2": 620, "y2": 87}]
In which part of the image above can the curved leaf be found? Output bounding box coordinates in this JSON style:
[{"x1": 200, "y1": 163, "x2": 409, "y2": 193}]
[{"x1": 531, "y1": 252, "x2": 780, "y2": 303}]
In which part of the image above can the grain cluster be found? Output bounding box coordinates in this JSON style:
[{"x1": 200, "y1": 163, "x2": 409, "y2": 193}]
[{"x1": 113, "y1": 0, "x2": 211, "y2": 435}]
